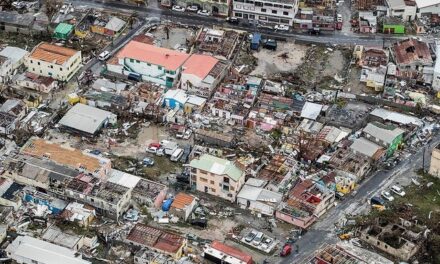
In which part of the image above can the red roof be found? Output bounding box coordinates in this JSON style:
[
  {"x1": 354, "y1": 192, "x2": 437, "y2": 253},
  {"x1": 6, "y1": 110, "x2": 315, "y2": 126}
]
[
  {"x1": 211, "y1": 241, "x2": 253, "y2": 264},
  {"x1": 182, "y1": 54, "x2": 218, "y2": 79},
  {"x1": 117, "y1": 41, "x2": 190, "y2": 71}
]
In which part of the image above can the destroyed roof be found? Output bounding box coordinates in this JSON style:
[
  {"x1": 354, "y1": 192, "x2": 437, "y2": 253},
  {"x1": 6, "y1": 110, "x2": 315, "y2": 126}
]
[
  {"x1": 92, "y1": 78, "x2": 127, "y2": 92},
  {"x1": 171, "y1": 192, "x2": 195, "y2": 209},
  {"x1": 126, "y1": 224, "x2": 185, "y2": 255},
  {"x1": 392, "y1": 39, "x2": 433, "y2": 66},
  {"x1": 350, "y1": 137, "x2": 384, "y2": 158},
  {"x1": 29, "y1": 42, "x2": 79, "y2": 65},
  {"x1": 104, "y1": 16, "x2": 126, "y2": 32},
  {"x1": 237, "y1": 184, "x2": 282, "y2": 203},
  {"x1": 369, "y1": 108, "x2": 422, "y2": 126},
  {"x1": 21, "y1": 137, "x2": 107, "y2": 172},
  {"x1": 58, "y1": 103, "x2": 113, "y2": 134},
  {"x1": 363, "y1": 122, "x2": 405, "y2": 144},
  {"x1": 182, "y1": 54, "x2": 219, "y2": 79},
  {"x1": 0, "y1": 46, "x2": 28, "y2": 64},
  {"x1": 117, "y1": 41, "x2": 190, "y2": 71},
  {"x1": 6, "y1": 236, "x2": 90, "y2": 264},
  {"x1": 210, "y1": 241, "x2": 253, "y2": 264},
  {"x1": 189, "y1": 154, "x2": 243, "y2": 181},
  {"x1": 42, "y1": 226, "x2": 81, "y2": 249}
]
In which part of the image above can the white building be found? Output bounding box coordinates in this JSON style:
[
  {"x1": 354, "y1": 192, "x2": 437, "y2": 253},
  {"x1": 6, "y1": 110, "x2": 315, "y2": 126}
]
[
  {"x1": 0, "y1": 46, "x2": 28, "y2": 83},
  {"x1": 237, "y1": 178, "x2": 282, "y2": 216},
  {"x1": 433, "y1": 41, "x2": 440, "y2": 91},
  {"x1": 25, "y1": 42, "x2": 82, "y2": 82},
  {"x1": 109, "y1": 40, "x2": 190, "y2": 88},
  {"x1": 6, "y1": 235, "x2": 91, "y2": 264},
  {"x1": 232, "y1": 0, "x2": 299, "y2": 26},
  {"x1": 386, "y1": 0, "x2": 417, "y2": 21},
  {"x1": 415, "y1": 0, "x2": 440, "y2": 17}
]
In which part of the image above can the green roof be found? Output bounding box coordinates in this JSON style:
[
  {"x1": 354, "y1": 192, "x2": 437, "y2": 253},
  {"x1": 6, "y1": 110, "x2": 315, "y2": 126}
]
[
  {"x1": 189, "y1": 154, "x2": 243, "y2": 181},
  {"x1": 55, "y1": 23, "x2": 74, "y2": 34}
]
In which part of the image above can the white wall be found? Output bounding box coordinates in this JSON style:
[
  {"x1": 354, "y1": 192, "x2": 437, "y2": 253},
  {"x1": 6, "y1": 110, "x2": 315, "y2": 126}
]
[
  {"x1": 233, "y1": 0, "x2": 298, "y2": 25},
  {"x1": 25, "y1": 51, "x2": 82, "y2": 81}
]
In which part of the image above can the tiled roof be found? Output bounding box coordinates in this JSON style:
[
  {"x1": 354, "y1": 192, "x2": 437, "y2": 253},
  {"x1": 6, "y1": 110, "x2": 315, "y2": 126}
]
[
  {"x1": 117, "y1": 41, "x2": 190, "y2": 71},
  {"x1": 29, "y1": 42, "x2": 78, "y2": 65}
]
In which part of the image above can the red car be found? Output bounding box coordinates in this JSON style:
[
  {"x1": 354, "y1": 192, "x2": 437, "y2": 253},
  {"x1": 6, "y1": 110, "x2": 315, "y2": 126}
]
[{"x1": 280, "y1": 244, "x2": 292, "y2": 257}]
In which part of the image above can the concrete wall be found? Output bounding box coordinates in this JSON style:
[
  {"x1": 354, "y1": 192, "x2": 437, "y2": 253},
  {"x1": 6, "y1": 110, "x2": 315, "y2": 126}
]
[
  {"x1": 25, "y1": 51, "x2": 82, "y2": 81},
  {"x1": 275, "y1": 209, "x2": 316, "y2": 229},
  {"x1": 429, "y1": 148, "x2": 440, "y2": 178}
]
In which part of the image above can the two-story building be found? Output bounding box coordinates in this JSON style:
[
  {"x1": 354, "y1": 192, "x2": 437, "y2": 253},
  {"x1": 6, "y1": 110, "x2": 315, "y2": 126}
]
[
  {"x1": 109, "y1": 40, "x2": 190, "y2": 88},
  {"x1": 189, "y1": 154, "x2": 245, "y2": 202},
  {"x1": 25, "y1": 42, "x2": 82, "y2": 82},
  {"x1": 232, "y1": 0, "x2": 299, "y2": 26},
  {"x1": 363, "y1": 122, "x2": 404, "y2": 157},
  {"x1": 0, "y1": 46, "x2": 28, "y2": 83},
  {"x1": 386, "y1": 0, "x2": 417, "y2": 21}
]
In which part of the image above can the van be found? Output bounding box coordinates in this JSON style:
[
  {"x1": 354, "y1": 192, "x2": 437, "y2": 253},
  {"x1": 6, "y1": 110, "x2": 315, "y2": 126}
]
[
  {"x1": 252, "y1": 232, "x2": 264, "y2": 246},
  {"x1": 170, "y1": 148, "x2": 184, "y2": 162},
  {"x1": 98, "y1": 51, "x2": 110, "y2": 61}
]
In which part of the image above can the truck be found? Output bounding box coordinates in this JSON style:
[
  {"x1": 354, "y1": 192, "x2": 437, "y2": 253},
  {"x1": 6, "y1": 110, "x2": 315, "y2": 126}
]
[
  {"x1": 251, "y1": 33, "x2": 261, "y2": 50},
  {"x1": 161, "y1": 140, "x2": 178, "y2": 156},
  {"x1": 170, "y1": 148, "x2": 184, "y2": 162}
]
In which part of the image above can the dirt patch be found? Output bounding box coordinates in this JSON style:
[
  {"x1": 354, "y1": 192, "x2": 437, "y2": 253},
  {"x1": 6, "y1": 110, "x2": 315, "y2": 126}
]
[{"x1": 251, "y1": 42, "x2": 308, "y2": 78}]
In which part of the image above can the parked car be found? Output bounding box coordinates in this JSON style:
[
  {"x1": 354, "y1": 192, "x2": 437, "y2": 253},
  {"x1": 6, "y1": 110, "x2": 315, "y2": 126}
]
[
  {"x1": 381, "y1": 191, "x2": 394, "y2": 201},
  {"x1": 280, "y1": 244, "x2": 292, "y2": 257},
  {"x1": 252, "y1": 232, "x2": 264, "y2": 246},
  {"x1": 337, "y1": 14, "x2": 343, "y2": 22},
  {"x1": 261, "y1": 238, "x2": 273, "y2": 250},
  {"x1": 172, "y1": 5, "x2": 185, "y2": 12},
  {"x1": 191, "y1": 218, "x2": 207, "y2": 228},
  {"x1": 183, "y1": 129, "x2": 192, "y2": 140},
  {"x1": 197, "y1": 9, "x2": 211, "y2": 16},
  {"x1": 244, "y1": 230, "x2": 257, "y2": 243},
  {"x1": 143, "y1": 157, "x2": 155, "y2": 167},
  {"x1": 274, "y1": 24, "x2": 289, "y2": 31},
  {"x1": 186, "y1": 5, "x2": 198, "y2": 12},
  {"x1": 89, "y1": 149, "x2": 101, "y2": 156},
  {"x1": 226, "y1": 17, "x2": 239, "y2": 24},
  {"x1": 391, "y1": 185, "x2": 405, "y2": 196},
  {"x1": 98, "y1": 50, "x2": 110, "y2": 61},
  {"x1": 146, "y1": 143, "x2": 161, "y2": 153}
]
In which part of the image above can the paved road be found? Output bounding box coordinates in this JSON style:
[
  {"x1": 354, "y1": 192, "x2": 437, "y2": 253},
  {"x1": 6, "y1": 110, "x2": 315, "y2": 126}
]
[
  {"x1": 279, "y1": 134, "x2": 440, "y2": 263},
  {"x1": 67, "y1": 0, "x2": 433, "y2": 47}
]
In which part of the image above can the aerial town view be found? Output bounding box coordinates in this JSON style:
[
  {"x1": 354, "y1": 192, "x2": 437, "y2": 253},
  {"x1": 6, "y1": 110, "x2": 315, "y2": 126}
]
[{"x1": 0, "y1": 0, "x2": 439, "y2": 263}]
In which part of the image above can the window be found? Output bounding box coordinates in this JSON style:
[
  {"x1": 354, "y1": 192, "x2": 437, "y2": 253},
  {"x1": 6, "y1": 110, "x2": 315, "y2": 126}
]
[
  {"x1": 49, "y1": 65, "x2": 53, "y2": 69},
  {"x1": 158, "y1": 66, "x2": 163, "y2": 70},
  {"x1": 261, "y1": 8, "x2": 266, "y2": 12},
  {"x1": 280, "y1": 19, "x2": 290, "y2": 24},
  {"x1": 136, "y1": 60, "x2": 140, "y2": 63},
  {"x1": 249, "y1": 14, "x2": 255, "y2": 19},
  {"x1": 255, "y1": 1, "x2": 262, "y2": 6},
  {"x1": 272, "y1": 10, "x2": 277, "y2": 14},
  {"x1": 210, "y1": 188, "x2": 216, "y2": 192},
  {"x1": 210, "y1": 180, "x2": 215, "y2": 184},
  {"x1": 169, "y1": 70, "x2": 175, "y2": 74},
  {"x1": 283, "y1": 11, "x2": 288, "y2": 15},
  {"x1": 60, "y1": 67, "x2": 63, "y2": 71},
  {"x1": 264, "y1": 3, "x2": 273, "y2": 6},
  {"x1": 200, "y1": 177, "x2": 208, "y2": 182},
  {"x1": 30, "y1": 60, "x2": 33, "y2": 63},
  {"x1": 223, "y1": 185, "x2": 229, "y2": 191},
  {"x1": 40, "y1": 70, "x2": 42, "y2": 73},
  {"x1": 223, "y1": 177, "x2": 229, "y2": 183},
  {"x1": 199, "y1": 170, "x2": 207, "y2": 175},
  {"x1": 230, "y1": 186, "x2": 235, "y2": 191},
  {"x1": 32, "y1": 68, "x2": 35, "y2": 71},
  {"x1": 48, "y1": 72, "x2": 52, "y2": 76},
  {"x1": 259, "y1": 16, "x2": 267, "y2": 20},
  {"x1": 129, "y1": 59, "x2": 134, "y2": 63},
  {"x1": 37, "y1": 62, "x2": 40, "y2": 65},
  {"x1": 235, "y1": 12, "x2": 243, "y2": 17}
]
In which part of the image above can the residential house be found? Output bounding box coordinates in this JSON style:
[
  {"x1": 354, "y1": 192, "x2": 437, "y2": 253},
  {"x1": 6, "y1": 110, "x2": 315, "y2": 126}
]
[
  {"x1": 0, "y1": 11, "x2": 40, "y2": 35},
  {"x1": 359, "y1": 48, "x2": 389, "y2": 68},
  {"x1": 109, "y1": 40, "x2": 190, "y2": 88},
  {"x1": 232, "y1": 0, "x2": 299, "y2": 26},
  {"x1": 6, "y1": 236, "x2": 91, "y2": 264},
  {"x1": 237, "y1": 178, "x2": 282, "y2": 216},
  {"x1": 53, "y1": 23, "x2": 74, "y2": 40},
  {"x1": 0, "y1": 46, "x2": 28, "y2": 83},
  {"x1": 390, "y1": 38, "x2": 433, "y2": 72},
  {"x1": 329, "y1": 147, "x2": 373, "y2": 183},
  {"x1": 429, "y1": 143, "x2": 440, "y2": 178},
  {"x1": 103, "y1": 16, "x2": 126, "y2": 36},
  {"x1": 125, "y1": 224, "x2": 186, "y2": 260},
  {"x1": 363, "y1": 122, "x2": 404, "y2": 156},
  {"x1": 61, "y1": 202, "x2": 96, "y2": 227},
  {"x1": 169, "y1": 192, "x2": 197, "y2": 221},
  {"x1": 21, "y1": 137, "x2": 112, "y2": 181},
  {"x1": 203, "y1": 241, "x2": 253, "y2": 264},
  {"x1": 189, "y1": 154, "x2": 245, "y2": 202},
  {"x1": 350, "y1": 137, "x2": 386, "y2": 161},
  {"x1": 163, "y1": 89, "x2": 188, "y2": 110},
  {"x1": 14, "y1": 72, "x2": 57, "y2": 93},
  {"x1": 180, "y1": 54, "x2": 227, "y2": 98},
  {"x1": 175, "y1": 0, "x2": 230, "y2": 16},
  {"x1": 415, "y1": 0, "x2": 440, "y2": 17},
  {"x1": 386, "y1": 0, "x2": 417, "y2": 21},
  {"x1": 25, "y1": 42, "x2": 82, "y2": 82}
]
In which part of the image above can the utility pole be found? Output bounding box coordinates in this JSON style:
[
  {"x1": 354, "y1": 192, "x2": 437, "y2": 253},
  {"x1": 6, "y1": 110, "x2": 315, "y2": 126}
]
[{"x1": 422, "y1": 146, "x2": 426, "y2": 173}]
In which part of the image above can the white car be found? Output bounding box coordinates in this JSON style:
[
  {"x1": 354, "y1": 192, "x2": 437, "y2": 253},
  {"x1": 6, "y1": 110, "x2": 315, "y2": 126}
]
[
  {"x1": 183, "y1": 129, "x2": 192, "y2": 140},
  {"x1": 274, "y1": 24, "x2": 289, "y2": 31},
  {"x1": 186, "y1": 5, "x2": 198, "y2": 12},
  {"x1": 337, "y1": 14, "x2": 343, "y2": 22},
  {"x1": 381, "y1": 191, "x2": 394, "y2": 201},
  {"x1": 98, "y1": 51, "x2": 110, "y2": 61},
  {"x1": 391, "y1": 185, "x2": 405, "y2": 197},
  {"x1": 172, "y1": 5, "x2": 185, "y2": 12},
  {"x1": 146, "y1": 146, "x2": 158, "y2": 154},
  {"x1": 197, "y1": 9, "x2": 211, "y2": 16}
]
